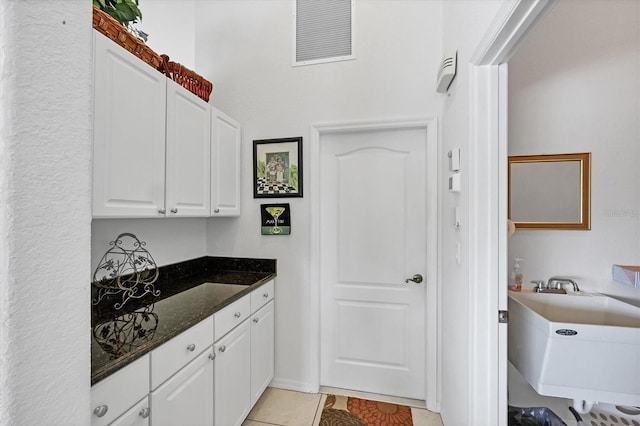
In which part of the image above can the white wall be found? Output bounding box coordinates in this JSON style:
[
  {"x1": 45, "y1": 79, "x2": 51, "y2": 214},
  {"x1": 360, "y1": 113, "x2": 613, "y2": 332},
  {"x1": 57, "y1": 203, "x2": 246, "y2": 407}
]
[
  {"x1": 194, "y1": 0, "x2": 443, "y2": 392},
  {"x1": 508, "y1": 0, "x2": 640, "y2": 305},
  {"x1": 0, "y1": 1, "x2": 92, "y2": 424},
  {"x1": 136, "y1": 0, "x2": 197, "y2": 69},
  {"x1": 439, "y1": 1, "x2": 507, "y2": 424},
  {"x1": 91, "y1": 219, "x2": 207, "y2": 272}
]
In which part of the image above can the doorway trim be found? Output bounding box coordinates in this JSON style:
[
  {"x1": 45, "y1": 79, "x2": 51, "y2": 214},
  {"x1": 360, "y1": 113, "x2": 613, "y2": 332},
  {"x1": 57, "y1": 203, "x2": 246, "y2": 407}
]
[
  {"x1": 309, "y1": 118, "x2": 439, "y2": 410},
  {"x1": 467, "y1": 0, "x2": 558, "y2": 424}
]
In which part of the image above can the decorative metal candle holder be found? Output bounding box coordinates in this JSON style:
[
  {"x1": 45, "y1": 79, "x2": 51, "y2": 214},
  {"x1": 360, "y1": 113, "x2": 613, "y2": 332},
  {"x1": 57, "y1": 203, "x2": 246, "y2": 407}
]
[{"x1": 92, "y1": 233, "x2": 160, "y2": 309}]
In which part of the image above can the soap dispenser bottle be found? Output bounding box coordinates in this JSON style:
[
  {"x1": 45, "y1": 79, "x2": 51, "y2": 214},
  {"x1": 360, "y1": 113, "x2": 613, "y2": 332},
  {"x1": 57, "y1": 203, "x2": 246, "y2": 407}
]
[{"x1": 510, "y1": 258, "x2": 524, "y2": 291}]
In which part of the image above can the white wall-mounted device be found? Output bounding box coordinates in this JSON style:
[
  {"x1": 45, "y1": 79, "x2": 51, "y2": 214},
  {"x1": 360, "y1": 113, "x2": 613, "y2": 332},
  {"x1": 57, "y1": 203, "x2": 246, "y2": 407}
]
[
  {"x1": 453, "y1": 207, "x2": 461, "y2": 230},
  {"x1": 449, "y1": 173, "x2": 461, "y2": 193},
  {"x1": 448, "y1": 148, "x2": 460, "y2": 172},
  {"x1": 437, "y1": 50, "x2": 457, "y2": 93}
]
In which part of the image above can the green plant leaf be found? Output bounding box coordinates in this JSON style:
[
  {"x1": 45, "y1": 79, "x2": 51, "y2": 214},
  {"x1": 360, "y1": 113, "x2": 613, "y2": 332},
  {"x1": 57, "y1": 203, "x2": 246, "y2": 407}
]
[
  {"x1": 93, "y1": 0, "x2": 107, "y2": 8},
  {"x1": 130, "y1": 4, "x2": 142, "y2": 20},
  {"x1": 110, "y1": 9, "x2": 127, "y2": 25},
  {"x1": 114, "y1": 3, "x2": 136, "y2": 22}
]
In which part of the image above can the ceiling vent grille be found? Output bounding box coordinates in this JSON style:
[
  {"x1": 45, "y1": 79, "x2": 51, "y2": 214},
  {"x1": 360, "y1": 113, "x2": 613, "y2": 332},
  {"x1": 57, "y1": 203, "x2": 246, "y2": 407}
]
[{"x1": 295, "y1": 0, "x2": 354, "y2": 66}]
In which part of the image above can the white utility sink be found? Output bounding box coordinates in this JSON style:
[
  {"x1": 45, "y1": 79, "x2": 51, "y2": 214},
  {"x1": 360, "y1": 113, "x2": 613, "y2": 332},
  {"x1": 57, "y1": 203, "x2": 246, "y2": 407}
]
[{"x1": 508, "y1": 290, "x2": 640, "y2": 412}]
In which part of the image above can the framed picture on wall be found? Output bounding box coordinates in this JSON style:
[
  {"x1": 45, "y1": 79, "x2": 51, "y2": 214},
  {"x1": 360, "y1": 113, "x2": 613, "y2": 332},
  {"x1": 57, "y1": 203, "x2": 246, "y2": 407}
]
[
  {"x1": 253, "y1": 137, "x2": 303, "y2": 198},
  {"x1": 260, "y1": 203, "x2": 291, "y2": 235}
]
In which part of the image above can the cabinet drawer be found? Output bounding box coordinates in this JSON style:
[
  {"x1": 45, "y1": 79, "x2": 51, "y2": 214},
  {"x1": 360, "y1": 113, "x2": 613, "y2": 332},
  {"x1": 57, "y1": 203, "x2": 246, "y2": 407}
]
[
  {"x1": 110, "y1": 396, "x2": 149, "y2": 426},
  {"x1": 91, "y1": 354, "x2": 150, "y2": 426},
  {"x1": 250, "y1": 280, "x2": 275, "y2": 313},
  {"x1": 151, "y1": 316, "x2": 214, "y2": 390},
  {"x1": 215, "y1": 294, "x2": 251, "y2": 341}
]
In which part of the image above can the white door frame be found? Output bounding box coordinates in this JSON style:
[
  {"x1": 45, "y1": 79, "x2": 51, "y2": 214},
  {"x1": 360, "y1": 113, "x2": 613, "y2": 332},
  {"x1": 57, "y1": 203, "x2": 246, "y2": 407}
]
[
  {"x1": 467, "y1": 0, "x2": 558, "y2": 424},
  {"x1": 309, "y1": 118, "x2": 439, "y2": 410}
]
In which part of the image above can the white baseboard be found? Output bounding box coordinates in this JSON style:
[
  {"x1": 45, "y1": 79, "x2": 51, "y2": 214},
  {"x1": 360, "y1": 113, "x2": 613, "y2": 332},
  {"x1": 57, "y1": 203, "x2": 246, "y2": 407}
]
[{"x1": 269, "y1": 377, "x2": 318, "y2": 394}]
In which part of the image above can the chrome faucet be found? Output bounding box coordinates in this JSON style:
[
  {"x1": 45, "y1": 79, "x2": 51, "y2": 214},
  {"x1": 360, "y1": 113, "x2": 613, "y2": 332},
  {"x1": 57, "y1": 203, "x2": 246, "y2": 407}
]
[{"x1": 547, "y1": 276, "x2": 580, "y2": 292}]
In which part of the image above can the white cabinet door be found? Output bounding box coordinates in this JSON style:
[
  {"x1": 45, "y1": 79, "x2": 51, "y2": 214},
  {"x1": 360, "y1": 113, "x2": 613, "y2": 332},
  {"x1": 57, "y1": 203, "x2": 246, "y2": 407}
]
[
  {"x1": 250, "y1": 301, "x2": 275, "y2": 407},
  {"x1": 93, "y1": 31, "x2": 167, "y2": 218},
  {"x1": 214, "y1": 320, "x2": 251, "y2": 426},
  {"x1": 110, "y1": 397, "x2": 149, "y2": 426},
  {"x1": 151, "y1": 347, "x2": 215, "y2": 426},
  {"x1": 211, "y1": 108, "x2": 241, "y2": 217},
  {"x1": 165, "y1": 80, "x2": 211, "y2": 217}
]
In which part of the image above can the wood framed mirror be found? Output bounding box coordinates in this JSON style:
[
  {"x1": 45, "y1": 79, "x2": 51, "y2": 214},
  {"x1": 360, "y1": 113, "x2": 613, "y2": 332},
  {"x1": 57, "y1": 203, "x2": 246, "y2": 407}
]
[{"x1": 508, "y1": 152, "x2": 591, "y2": 230}]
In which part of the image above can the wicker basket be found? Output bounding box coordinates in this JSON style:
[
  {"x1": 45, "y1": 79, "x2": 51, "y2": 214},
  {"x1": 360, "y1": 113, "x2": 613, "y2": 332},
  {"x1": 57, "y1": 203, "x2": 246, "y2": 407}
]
[
  {"x1": 161, "y1": 55, "x2": 213, "y2": 102},
  {"x1": 92, "y1": 6, "x2": 164, "y2": 71}
]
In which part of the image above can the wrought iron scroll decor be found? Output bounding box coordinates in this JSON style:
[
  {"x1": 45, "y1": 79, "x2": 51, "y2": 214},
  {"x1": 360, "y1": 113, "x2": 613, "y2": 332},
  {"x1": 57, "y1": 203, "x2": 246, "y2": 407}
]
[
  {"x1": 92, "y1": 233, "x2": 160, "y2": 309},
  {"x1": 93, "y1": 304, "x2": 159, "y2": 359}
]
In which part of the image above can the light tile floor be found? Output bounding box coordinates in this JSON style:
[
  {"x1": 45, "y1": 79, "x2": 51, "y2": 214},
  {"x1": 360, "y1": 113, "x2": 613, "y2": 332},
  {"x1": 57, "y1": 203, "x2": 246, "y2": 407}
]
[{"x1": 243, "y1": 387, "x2": 443, "y2": 426}]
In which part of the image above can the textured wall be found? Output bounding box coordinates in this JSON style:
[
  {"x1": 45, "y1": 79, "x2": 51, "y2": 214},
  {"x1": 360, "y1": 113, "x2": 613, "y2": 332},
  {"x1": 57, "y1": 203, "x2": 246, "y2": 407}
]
[{"x1": 0, "y1": 1, "x2": 92, "y2": 424}]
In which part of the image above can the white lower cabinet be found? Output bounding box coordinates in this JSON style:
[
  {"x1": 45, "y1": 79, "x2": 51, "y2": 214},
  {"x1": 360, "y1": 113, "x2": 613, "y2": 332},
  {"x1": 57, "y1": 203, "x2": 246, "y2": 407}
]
[
  {"x1": 214, "y1": 320, "x2": 251, "y2": 426},
  {"x1": 110, "y1": 397, "x2": 150, "y2": 426},
  {"x1": 91, "y1": 354, "x2": 150, "y2": 426},
  {"x1": 150, "y1": 347, "x2": 215, "y2": 426},
  {"x1": 250, "y1": 300, "x2": 275, "y2": 407},
  {"x1": 91, "y1": 282, "x2": 274, "y2": 426}
]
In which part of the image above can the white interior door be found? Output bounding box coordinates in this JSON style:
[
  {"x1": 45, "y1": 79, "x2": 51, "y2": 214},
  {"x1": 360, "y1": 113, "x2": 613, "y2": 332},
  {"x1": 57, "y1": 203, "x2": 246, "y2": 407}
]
[{"x1": 319, "y1": 125, "x2": 430, "y2": 400}]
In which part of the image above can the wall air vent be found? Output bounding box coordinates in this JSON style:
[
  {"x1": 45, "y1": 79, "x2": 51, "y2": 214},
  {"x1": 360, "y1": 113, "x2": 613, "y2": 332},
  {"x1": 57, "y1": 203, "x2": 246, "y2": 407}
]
[
  {"x1": 294, "y1": 0, "x2": 354, "y2": 66},
  {"x1": 436, "y1": 51, "x2": 457, "y2": 93}
]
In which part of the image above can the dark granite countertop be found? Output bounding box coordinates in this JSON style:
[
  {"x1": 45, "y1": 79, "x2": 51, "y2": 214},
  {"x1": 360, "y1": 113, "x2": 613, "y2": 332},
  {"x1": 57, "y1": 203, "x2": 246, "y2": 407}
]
[{"x1": 91, "y1": 256, "x2": 276, "y2": 385}]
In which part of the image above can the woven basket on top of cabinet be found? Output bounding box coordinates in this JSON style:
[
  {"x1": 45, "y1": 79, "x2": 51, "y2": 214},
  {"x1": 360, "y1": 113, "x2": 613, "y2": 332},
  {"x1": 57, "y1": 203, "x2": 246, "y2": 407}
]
[
  {"x1": 92, "y1": 6, "x2": 164, "y2": 71},
  {"x1": 161, "y1": 55, "x2": 213, "y2": 102},
  {"x1": 92, "y1": 6, "x2": 213, "y2": 102}
]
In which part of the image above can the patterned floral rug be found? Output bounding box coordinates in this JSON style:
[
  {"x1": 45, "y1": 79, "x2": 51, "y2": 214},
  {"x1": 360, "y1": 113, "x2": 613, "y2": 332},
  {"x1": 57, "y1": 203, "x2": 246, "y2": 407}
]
[{"x1": 319, "y1": 394, "x2": 413, "y2": 426}]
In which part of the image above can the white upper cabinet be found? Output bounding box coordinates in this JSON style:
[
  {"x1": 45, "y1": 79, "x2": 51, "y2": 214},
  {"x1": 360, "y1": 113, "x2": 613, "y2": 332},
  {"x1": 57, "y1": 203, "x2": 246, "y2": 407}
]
[
  {"x1": 165, "y1": 80, "x2": 211, "y2": 217},
  {"x1": 211, "y1": 107, "x2": 241, "y2": 217},
  {"x1": 93, "y1": 32, "x2": 167, "y2": 218},
  {"x1": 93, "y1": 31, "x2": 241, "y2": 219}
]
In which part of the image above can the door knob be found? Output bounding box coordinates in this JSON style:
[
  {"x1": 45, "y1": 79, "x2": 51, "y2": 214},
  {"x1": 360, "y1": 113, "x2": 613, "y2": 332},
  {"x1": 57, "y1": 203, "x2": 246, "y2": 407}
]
[{"x1": 405, "y1": 274, "x2": 423, "y2": 284}]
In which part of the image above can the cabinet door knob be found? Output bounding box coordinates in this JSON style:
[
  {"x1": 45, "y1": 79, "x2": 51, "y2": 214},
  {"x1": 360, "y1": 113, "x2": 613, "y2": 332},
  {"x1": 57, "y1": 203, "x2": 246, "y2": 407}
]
[
  {"x1": 158, "y1": 209, "x2": 166, "y2": 214},
  {"x1": 263, "y1": 293, "x2": 269, "y2": 298},
  {"x1": 253, "y1": 317, "x2": 259, "y2": 323},
  {"x1": 139, "y1": 407, "x2": 150, "y2": 419},
  {"x1": 209, "y1": 352, "x2": 216, "y2": 360},
  {"x1": 93, "y1": 405, "x2": 109, "y2": 418},
  {"x1": 234, "y1": 312, "x2": 242, "y2": 318},
  {"x1": 214, "y1": 208, "x2": 220, "y2": 213},
  {"x1": 170, "y1": 208, "x2": 178, "y2": 213},
  {"x1": 186, "y1": 344, "x2": 196, "y2": 352},
  {"x1": 219, "y1": 345, "x2": 226, "y2": 353}
]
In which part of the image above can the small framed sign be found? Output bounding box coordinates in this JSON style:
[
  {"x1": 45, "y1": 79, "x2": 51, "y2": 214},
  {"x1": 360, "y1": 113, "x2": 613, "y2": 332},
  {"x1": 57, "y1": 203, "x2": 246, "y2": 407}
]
[
  {"x1": 253, "y1": 137, "x2": 303, "y2": 198},
  {"x1": 261, "y1": 203, "x2": 291, "y2": 235}
]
